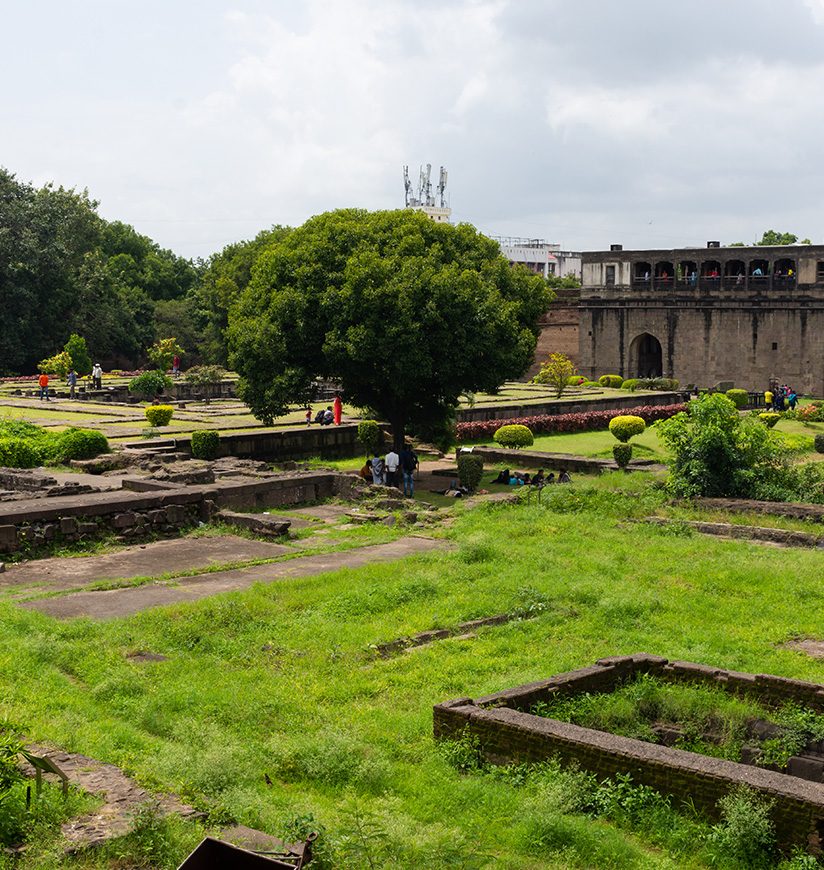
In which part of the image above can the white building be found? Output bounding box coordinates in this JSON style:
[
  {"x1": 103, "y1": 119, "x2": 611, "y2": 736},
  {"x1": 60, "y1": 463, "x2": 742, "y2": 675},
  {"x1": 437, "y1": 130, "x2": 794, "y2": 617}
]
[{"x1": 493, "y1": 237, "x2": 582, "y2": 280}]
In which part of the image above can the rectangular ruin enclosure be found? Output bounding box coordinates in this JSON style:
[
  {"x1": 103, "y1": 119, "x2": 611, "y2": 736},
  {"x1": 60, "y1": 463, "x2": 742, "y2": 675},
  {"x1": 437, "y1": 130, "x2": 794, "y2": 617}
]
[{"x1": 434, "y1": 654, "x2": 824, "y2": 853}]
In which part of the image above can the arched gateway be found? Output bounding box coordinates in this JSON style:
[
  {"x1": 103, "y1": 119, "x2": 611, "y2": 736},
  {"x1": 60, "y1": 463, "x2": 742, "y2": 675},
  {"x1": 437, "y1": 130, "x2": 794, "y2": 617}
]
[{"x1": 629, "y1": 333, "x2": 663, "y2": 378}]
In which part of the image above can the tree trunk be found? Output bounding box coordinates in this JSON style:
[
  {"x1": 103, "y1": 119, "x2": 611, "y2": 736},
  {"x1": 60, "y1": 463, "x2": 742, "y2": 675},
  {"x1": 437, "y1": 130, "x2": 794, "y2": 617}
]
[{"x1": 390, "y1": 415, "x2": 406, "y2": 453}]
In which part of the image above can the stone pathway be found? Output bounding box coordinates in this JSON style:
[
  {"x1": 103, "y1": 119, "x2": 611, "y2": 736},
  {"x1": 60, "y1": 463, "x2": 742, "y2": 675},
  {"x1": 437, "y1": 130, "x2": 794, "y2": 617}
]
[
  {"x1": 23, "y1": 744, "x2": 201, "y2": 851},
  {"x1": 2, "y1": 535, "x2": 291, "y2": 597},
  {"x1": 23, "y1": 536, "x2": 446, "y2": 620}
]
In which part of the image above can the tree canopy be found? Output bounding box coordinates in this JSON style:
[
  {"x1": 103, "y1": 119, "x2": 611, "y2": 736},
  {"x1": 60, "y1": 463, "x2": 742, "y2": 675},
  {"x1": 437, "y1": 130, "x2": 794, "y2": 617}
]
[
  {"x1": 729, "y1": 230, "x2": 812, "y2": 246},
  {"x1": 228, "y1": 209, "x2": 552, "y2": 446}
]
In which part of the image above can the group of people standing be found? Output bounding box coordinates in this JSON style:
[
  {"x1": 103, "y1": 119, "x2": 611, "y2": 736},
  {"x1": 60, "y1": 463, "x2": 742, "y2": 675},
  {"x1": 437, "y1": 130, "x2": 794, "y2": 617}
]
[
  {"x1": 37, "y1": 363, "x2": 104, "y2": 400},
  {"x1": 361, "y1": 445, "x2": 419, "y2": 497},
  {"x1": 764, "y1": 385, "x2": 798, "y2": 411}
]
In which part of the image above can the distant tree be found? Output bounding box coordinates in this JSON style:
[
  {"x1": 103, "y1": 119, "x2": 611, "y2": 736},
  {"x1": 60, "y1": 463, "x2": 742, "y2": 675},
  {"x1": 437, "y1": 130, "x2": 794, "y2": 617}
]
[
  {"x1": 153, "y1": 298, "x2": 204, "y2": 364},
  {"x1": 547, "y1": 273, "x2": 582, "y2": 289},
  {"x1": 229, "y1": 209, "x2": 552, "y2": 449},
  {"x1": 147, "y1": 337, "x2": 184, "y2": 372},
  {"x1": 729, "y1": 232, "x2": 812, "y2": 246},
  {"x1": 38, "y1": 351, "x2": 72, "y2": 378},
  {"x1": 532, "y1": 352, "x2": 577, "y2": 398},
  {"x1": 64, "y1": 333, "x2": 92, "y2": 376},
  {"x1": 183, "y1": 365, "x2": 226, "y2": 403}
]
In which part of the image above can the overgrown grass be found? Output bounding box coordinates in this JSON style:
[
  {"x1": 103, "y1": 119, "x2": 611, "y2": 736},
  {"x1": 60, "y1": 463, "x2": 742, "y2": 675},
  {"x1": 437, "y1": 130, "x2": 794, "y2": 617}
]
[{"x1": 3, "y1": 473, "x2": 824, "y2": 866}]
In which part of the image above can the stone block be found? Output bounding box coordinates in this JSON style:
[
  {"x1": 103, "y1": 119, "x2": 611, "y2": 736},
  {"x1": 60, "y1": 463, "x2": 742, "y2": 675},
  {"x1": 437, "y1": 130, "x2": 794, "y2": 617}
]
[
  {"x1": 165, "y1": 504, "x2": 188, "y2": 525},
  {"x1": 0, "y1": 525, "x2": 18, "y2": 553},
  {"x1": 77, "y1": 522, "x2": 98, "y2": 536},
  {"x1": 147, "y1": 510, "x2": 167, "y2": 525},
  {"x1": 60, "y1": 517, "x2": 79, "y2": 535},
  {"x1": 111, "y1": 512, "x2": 137, "y2": 529},
  {"x1": 786, "y1": 756, "x2": 824, "y2": 782},
  {"x1": 42, "y1": 523, "x2": 57, "y2": 541}
]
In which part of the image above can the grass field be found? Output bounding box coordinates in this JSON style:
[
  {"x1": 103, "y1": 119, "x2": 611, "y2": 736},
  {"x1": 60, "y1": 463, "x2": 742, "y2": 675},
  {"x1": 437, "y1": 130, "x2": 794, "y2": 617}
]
[{"x1": 3, "y1": 473, "x2": 824, "y2": 867}]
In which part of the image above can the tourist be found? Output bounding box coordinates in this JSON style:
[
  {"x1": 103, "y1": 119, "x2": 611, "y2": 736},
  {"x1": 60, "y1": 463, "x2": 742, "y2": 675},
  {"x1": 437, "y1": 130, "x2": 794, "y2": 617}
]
[
  {"x1": 322, "y1": 406, "x2": 334, "y2": 425},
  {"x1": 546, "y1": 472, "x2": 556, "y2": 484},
  {"x1": 333, "y1": 392, "x2": 342, "y2": 426},
  {"x1": 359, "y1": 460, "x2": 372, "y2": 482},
  {"x1": 523, "y1": 473, "x2": 532, "y2": 485},
  {"x1": 533, "y1": 469, "x2": 545, "y2": 486},
  {"x1": 558, "y1": 469, "x2": 572, "y2": 483},
  {"x1": 305, "y1": 406, "x2": 313, "y2": 425},
  {"x1": 764, "y1": 387, "x2": 773, "y2": 410},
  {"x1": 38, "y1": 372, "x2": 49, "y2": 401},
  {"x1": 370, "y1": 452, "x2": 385, "y2": 485},
  {"x1": 753, "y1": 266, "x2": 764, "y2": 277},
  {"x1": 492, "y1": 469, "x2": 510, "y2": 484},
  {"x1": 788, "y1": 390, "x2": 798, "y2": 411},
  {"x1": 172, "y1": 354, "x2": 181, "y2": 377},
  {"x1": 91, "y1": 362, "x2": 102, "y2": 390},
  {"x1": 385, "y1": 446, "x2": 400, "y2": 488},
  {"x1": 400, "y1": 443, "x2": 418, "y2": 497},
  {"x1": 67, "y1": 369, "x2": 77, "y2": 399}
]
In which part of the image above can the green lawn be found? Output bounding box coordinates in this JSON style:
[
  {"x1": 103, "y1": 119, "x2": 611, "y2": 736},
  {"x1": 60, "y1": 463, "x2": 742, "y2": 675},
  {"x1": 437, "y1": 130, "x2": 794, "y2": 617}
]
[{"x1": 3, "y1": 473, "x2": 824, "y2": 867}]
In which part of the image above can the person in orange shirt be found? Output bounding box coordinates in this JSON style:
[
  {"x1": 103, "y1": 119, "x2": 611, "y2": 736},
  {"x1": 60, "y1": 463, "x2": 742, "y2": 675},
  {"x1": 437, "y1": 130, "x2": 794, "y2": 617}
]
[
  {"x1": 333, "y1": 392, "x2": 342, "y2": 426},
  {"x1": 38, "y1": 373, "x2": 50, "y2": 401}
]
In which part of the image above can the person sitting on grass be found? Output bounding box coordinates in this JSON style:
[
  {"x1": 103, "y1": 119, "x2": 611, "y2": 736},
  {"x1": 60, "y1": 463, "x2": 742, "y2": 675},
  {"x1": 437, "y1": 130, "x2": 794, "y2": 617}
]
[
  {"x1": 546, "y1": 472, "x2": 556, "y2": 484},
  {"x1": 533, "y1": 469, "x2": 545, "y2": 486},
  {"x1": 558, "y1": 469, "x2": 571, "y2": 483},
  {"x1": 492, "y1": 468, "x2": 510, "y2": 484}
]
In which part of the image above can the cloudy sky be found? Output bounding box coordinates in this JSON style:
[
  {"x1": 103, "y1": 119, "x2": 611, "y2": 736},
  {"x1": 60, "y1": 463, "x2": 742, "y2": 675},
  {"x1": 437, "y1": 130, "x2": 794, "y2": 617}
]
[{"x1": 4, "y1": 0, "x2": 824, "y2": 258}]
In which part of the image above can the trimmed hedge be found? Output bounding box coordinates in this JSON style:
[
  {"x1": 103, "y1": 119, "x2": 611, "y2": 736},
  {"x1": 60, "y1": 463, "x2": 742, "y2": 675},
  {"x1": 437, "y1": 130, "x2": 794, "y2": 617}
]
[
  {"x1": 815, "y1": 434, "x2": 824, "y2": 454},
  {"x1": 145, "y1": 405, "x2": 174, "y2": 426},
  {"x1": 456, "y1": 403, "x2": 687, "y2": 442},
  {"x1": 493, "y1": 424, "x2": 534, "y2": 449},
  {"x1": 49, "y1": 428, "x2": 110, "y2": 463},
  {"x1": 357, "y1": 420, "x2": 382, "y2": 456},
  {"x1": 457, "y1": 453, "x2": 484, "y2": 491},
  {"x1": 567, "y1": 375, "x2": 587, "y2": 386},
  {"x1": 758, "y1": 412, "x2": 781, "y2": 429},
  {"x1": 599, "y1": 374, "x2": 624, "y2": 388},
  {"x1": 0, "y1": 438, "x2": 42, "y2": 469},
  {"x1": 191, "y1": 430, "x2": 220, "y2": 460},
  {"x1": 608, "y1": 415, "x2": 646, "y2": 443},
  {"x1": 725, "y1": 389, "x2": 749, "y2": 409},
  {"x1": 613, "y1": 442, "x2": 633, "y2": 469},
  {"x1": 622, "y1": 377, "x2": 680, "y2": 392}
]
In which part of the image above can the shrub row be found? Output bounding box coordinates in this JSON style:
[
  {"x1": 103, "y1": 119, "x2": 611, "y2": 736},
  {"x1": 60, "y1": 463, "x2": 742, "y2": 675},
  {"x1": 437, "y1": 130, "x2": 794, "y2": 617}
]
[
  {"x1": 0, "y1": 424, "x2": 110, "y2": 469},
  {"x1": 621, "y1": 377, "x2": 680, "y2": 392},
  {"x1": 455, "y1": 403, "x2": 688, "y2": 441}
]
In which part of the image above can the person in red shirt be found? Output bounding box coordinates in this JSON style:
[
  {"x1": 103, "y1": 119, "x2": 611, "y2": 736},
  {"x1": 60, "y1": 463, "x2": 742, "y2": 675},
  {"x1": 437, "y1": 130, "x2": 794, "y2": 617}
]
[
  {"x1": 333, "y1": 392, "x2": 342, "y2": 425},
  {"x1": 38, "y1": 373, "x2": 50, "y2": 401}
]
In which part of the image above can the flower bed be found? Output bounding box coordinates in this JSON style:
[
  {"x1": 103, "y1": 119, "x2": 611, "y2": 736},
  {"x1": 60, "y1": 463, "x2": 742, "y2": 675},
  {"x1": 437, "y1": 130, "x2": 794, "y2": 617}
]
[{"x1": 455, "y1": 403, "x2": 688, "y2": 442}]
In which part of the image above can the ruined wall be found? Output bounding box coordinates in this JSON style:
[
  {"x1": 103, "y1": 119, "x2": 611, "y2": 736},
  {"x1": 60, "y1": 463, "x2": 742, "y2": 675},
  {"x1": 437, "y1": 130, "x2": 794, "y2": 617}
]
[
  {"x1": 526, "y1": 288, "x2": 581, "y2": 379},
  {"x1": 579, "y1": 293, "x2": 824, "y2": 394}
]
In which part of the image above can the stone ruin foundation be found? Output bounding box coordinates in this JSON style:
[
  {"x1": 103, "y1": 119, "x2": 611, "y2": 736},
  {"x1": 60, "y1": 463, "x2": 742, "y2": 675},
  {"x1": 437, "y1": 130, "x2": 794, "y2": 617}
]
[{"x1": 434, "y1": 653, "x2": 824, "y2": 855}]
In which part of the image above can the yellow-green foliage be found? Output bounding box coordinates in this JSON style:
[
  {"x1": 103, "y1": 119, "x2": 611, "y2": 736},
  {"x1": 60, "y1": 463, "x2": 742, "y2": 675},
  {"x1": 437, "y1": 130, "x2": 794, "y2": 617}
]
[
  {"x1": 608, "y1": 415, "x2": 646, "y2": 443},
  {"x1": 725, "y1": 389, "x2": 749, "y2": 409},
  {"x1": 191, "y1": 430, "x2": 220, "y2": 460},
  {"x1": 598, "y1": 374, "x2": 624, "y2": 388},
  {"x1": 493, "y1": 424, "x2": 534, "y2": 449},
  {"x1": 758, "y1": 412, "x2": 780, "y2": 429},
  {"x1": 145, "y1": 405, "x2": 174, "y2": 427}
]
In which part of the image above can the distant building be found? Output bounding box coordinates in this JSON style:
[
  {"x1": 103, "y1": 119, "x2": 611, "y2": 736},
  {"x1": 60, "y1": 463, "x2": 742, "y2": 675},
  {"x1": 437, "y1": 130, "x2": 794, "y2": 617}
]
[
  {"x1": 403, "y1": 164, "x2": 451, "y2": 223},
  {"x1": 578, "y1": 242, "x2": 824, "y2": 394},
  {"x1": 494, "y1": 237, "x2": 581, "y2": 280}
]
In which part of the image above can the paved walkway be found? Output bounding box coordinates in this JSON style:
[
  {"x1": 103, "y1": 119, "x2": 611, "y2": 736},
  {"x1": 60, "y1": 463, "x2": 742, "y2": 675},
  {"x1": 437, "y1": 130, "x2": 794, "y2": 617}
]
[
  {"x1": 23, "y1": 536, "x2": 446, "y2": 620},
  {"x1": 2, "y1": 535, "x2": 291, "y2": 597}
]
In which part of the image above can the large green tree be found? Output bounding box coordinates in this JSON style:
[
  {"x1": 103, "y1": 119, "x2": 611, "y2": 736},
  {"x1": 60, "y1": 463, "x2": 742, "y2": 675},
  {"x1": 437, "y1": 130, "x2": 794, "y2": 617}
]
[{"x1": 229, "y1": 209, "x2": 552, "y2": 448}]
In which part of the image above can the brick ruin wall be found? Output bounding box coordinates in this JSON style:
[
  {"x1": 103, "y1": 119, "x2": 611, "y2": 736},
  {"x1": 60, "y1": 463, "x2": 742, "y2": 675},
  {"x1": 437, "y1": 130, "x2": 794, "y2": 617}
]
[{"x1": 434, "y1": 653, "x2": 824, "y2": 852}]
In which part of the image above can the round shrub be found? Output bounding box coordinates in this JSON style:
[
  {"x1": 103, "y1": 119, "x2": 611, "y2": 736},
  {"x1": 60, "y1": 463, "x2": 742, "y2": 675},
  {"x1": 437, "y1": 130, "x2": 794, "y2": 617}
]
[
  {"x1": 608, "y1": 415, "x2": 646, "y2": 443},
  {"x1": 598, "y1": 374, "x2": 624, "y2": 388},
  {"x1": 357, "y1": 420, "x2": 382, "y2": 456},
  {"x1": 191, "y1": 429, "x2": 220, "y2": 460},
  {"x1": 758, "y1": 412, "x2": 780, "y2": 429},
  {"x1": 621, "y1": 378, "x2": 641, "y2": 391},
  {"x1": 145, "y1": 404, "x2": 174, "y2": 427},
  {"x1": 493, "y1": 424, "x2": 534, "y2": 449},
  {"x1": 612, "y1": 442, "x2": 633, "y2": 469},
  {"x1": 581, "y1": 380, "x2": 600, "y2": 388},
  {"x1": 128, "y1": 369, "x2": 172, "y2": 401},
  {"x1": 725, "y1": 388, "x2": 749, "y2": 409},
  {"x1": 0, "y1": 437, "x2": 42, "y2": 468},
  {"x1": 652, "y1": 377, "x2": 680, "y2": 391},
  {"x1": 457, "y1": 453, "x2": 484, "y2": 491},
  {"x1": 566, "y1": 375, "x2": 587, "y2": 386},
  {"x1": 50, "y1": 428, "x2": 110, "y2": 463},
  {"x1": 815, "y1": 433, "x2": 824, "y2": 454}
]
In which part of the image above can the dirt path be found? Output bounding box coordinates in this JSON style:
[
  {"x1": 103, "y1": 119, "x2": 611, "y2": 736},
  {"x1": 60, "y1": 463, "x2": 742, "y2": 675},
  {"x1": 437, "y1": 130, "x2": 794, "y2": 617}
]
[
  {"x1": 2, "y1": 535, "x2": 291, "y2": 597},
  {"x1": 23, "y1": 536, "x2": 446, "y2": 620}
]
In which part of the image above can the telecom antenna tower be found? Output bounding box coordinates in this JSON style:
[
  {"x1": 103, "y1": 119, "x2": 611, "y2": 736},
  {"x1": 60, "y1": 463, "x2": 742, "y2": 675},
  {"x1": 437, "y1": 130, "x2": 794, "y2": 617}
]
[{"x1": 402, "y1": 163, "x2": 451, "y2": 223}]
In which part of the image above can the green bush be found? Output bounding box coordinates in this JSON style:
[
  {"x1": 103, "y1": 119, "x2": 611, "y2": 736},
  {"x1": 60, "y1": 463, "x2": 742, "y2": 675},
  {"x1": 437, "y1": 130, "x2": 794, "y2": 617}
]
[
  {"x1": 581, "y1": 380, "x2": 600, "y2": 388},
  {"x1": 357, "y1": 420, "x2": 382, "y2": 456},
  {"x1": 566, "y1": 375, "x2": 586, "y2": 386},
  {"x1": 191, "y1": 430, "x2": 220, "y2": 460},
  {"x1": 815, "y1": 434, "x2": 824, "y2": 454},
  {"x1": 49, "y1": 428, "x2": 110, "y2": 463},
  {"x1": 64, "y1": 333, "x2": 92, "y2": 376},
  {"x1": 612, "y1": 443, "x2": 633, "y2": 469},
  {"x1": 598, "y1": 374, "x2": 624, "y2": 388},
  {"x1": 493, "y1": 424, "x2": 534, "y2": 449},
  {"x1": 145, "y1": 405, "x2": 174, "y2": 427},
  {"x1": 0, "y1": 437, "x2": 42, "y2": 468},
  {"x1": 621, "y1": 378, "x2": 641, "y2": 391},
  {"x1": 608, "y1": 415, "x2": 646, "y2": 443},
  {"x1": 725, "y1": 388, "x2": 749, "y2": 409},
  {"x1": 759, "y1": 412, "x2": 781, "y2": 429},
  {"x1": 128, "y1": 369, "x2": 172, "y2": 401},
  {"x1": 652, "y1": 377, "x2": 680, "y2": 391},
  {"x1": 457, "y1": 453, "x2": 484, "y2": 491}
]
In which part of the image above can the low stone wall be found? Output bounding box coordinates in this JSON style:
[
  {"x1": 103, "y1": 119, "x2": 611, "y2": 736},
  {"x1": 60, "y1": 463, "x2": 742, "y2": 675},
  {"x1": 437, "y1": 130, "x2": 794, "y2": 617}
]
[
  {"x1": 455, "y1": 391, "x2": 689, "y2": 423},
  {"x1": 693, "y1": 497, "x2": 824, "y2": 523},
  {"x1": 434, "y1": 654, "x2": 824, "y2": 853},
  {"x1": 467, "y1": 447, "x2": 662, "y2": 474},
  {"x1": 124, "y1": 424, "x2": 361, "y2": 462},
  {"x1": 0, "y1": 472, "x2": 345, "y2": 554}
]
